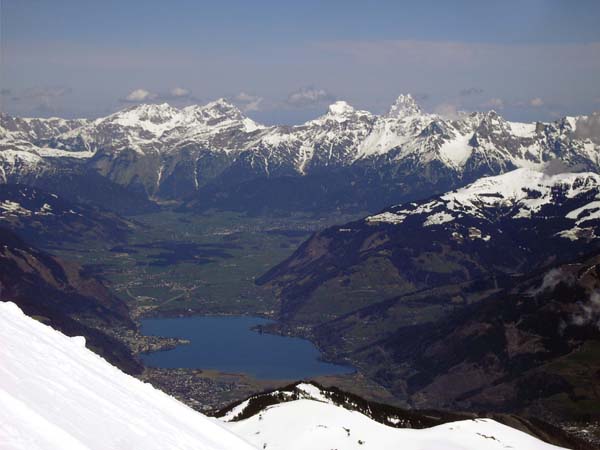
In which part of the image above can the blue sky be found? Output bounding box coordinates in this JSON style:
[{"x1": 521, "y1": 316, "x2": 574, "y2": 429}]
[{"x1": 2, "y1": 0, "x2": 600, "y2": 123}]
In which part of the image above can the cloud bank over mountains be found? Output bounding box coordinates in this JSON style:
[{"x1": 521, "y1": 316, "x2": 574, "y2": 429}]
[{"x1": 2, "y1": 2, "x2": 600, "y2": 122}]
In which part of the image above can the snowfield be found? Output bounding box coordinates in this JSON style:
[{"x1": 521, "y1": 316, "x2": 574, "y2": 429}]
[
  {"x1": 0, "y1": 302, "x2": 568, "y2": 449},
  {"x1": 226, "y1": 399, "x2": 566, "y2": 450},
  {"x1": 0, "y1": 302, "x2": 256, "y2": 450},
  {"x1": 366, "y1": 168, "x2": 600, "y2": 230}
]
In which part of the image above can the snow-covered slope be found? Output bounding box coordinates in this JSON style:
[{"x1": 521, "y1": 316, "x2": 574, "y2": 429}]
[
  {"x1": 367, "y1": 168, "x2": 600, "y2": 233},
  {"x1": 0, "y1": 301, "x2": 256, "y2": 450},
  {"x1": 55, "y1": 100, "x2": 264, "y2": 155},
  {"x1": 226, "y1": 398, "x2": 564, "y2": 450}
]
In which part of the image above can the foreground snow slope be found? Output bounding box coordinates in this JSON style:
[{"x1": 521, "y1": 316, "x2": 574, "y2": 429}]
[
  {"x1": 227, "y1": 398, "x2": 566, "y2": 450},
  {"x1": 0, "y1": 302, "x2": 256, "y2": 450},
  {"x1": 0, "y1": 301, "x2": 570, "y2": 450}
]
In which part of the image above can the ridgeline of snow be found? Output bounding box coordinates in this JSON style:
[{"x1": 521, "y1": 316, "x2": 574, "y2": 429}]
[
  {"x1": 367, "y1": 168, "x2": 600, "y2": 228},
  {"x1": 0, "y1": 302, "x2": 255, "y2": 450},
  {"x1": 226, "y1": 399, "x2": 565, "y2": 450}
]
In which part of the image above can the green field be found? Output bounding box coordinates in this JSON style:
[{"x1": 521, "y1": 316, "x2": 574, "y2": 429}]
[{"x1": 52, "y1": 209, "x2": 364, "y2": 318}]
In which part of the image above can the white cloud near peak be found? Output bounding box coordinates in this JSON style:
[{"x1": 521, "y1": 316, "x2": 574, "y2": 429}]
[
  {"x1": 233, "y1": 92, "x2": 263, "y2": 112},
  {"x1": 483, "y1": 98, "x2": 505, "y2": 109},
  {"x1": 170, "y1": 87, "x2": 191, "y2": 98},
  {"x1": 124, "y1": 88, "x2": 157, "y2": 102},
  {"x1": 286, "y1": 86, "x2": 336, "y2": 108},
  {"x1": 530, "y1": 97, "x2": 544, "y2": 107}
]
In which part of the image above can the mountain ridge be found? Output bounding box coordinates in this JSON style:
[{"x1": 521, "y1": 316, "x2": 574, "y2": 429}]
[{"x1": 2, "y1": 95, "x2": 598, "y2": 213}]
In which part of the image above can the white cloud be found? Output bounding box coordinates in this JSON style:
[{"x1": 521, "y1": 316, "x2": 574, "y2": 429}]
[
  {"x1": 574, "y1": 112, "x2": 600, "y2": 144},
  {"x1": 170, "y1": 87, "x2": 190, "y2": 98},
  {"x1": 482, "y1": 98, "x2": 504, "y2": 109},
  {"x1": 286, "y1": 86, "x2": 335, "y2": 107},
  {"x1": 7, "y1": 86, "x2": 72, "y2": 114},
  {"x1": 23, "y1": 86, "x2": 71, "y2": 100},
  {"x1": 572, "y1": 290, "x2": 600, "y2": 330},
  {"x1": 433, "y1": 103, "x2": 460, "y2": 120},
  {"x1": 233, "y1": 92, "x2": 263, "y2": 112},
  {"x1": 530, "y1": 97, "x2": 544, "y2": 107},
  {"x1": 5, "y1": 38, "x2": 600, "y2": 120},
  {"x1": 124, "y1": 88, "x2": 157, "y2": 102}
]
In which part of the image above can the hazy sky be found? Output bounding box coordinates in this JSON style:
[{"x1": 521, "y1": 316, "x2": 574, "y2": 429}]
[{"x1": 2, "y1": 0, "x2": 600, "y2": 123}]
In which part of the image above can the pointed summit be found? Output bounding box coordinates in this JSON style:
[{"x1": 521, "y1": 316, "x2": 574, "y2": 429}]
[
  {"x1": 203, "y1": 98, "x2": 243, "y2": 115},
  {"x1": 121, "y1": 102, "x2": 177, "y2": 118},
  {"x1": 387, "y1": 94, "x2": 422, "y2": 118},
  {"x1": 186, "y1": 98, "x2": 247, "y2": 123},
  {"x1": 106, "y1": 103, "x2": 182, "y2": 130}
]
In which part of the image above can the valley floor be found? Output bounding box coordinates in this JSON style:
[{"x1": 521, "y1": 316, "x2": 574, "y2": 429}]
[{"x1": 49, "y1": 209, "x2": 397, "y2": 400}]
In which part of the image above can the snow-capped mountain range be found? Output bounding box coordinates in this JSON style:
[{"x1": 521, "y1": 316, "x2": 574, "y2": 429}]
[
  {"x1": 0, "y1": 301, "x2": 567, "y2": 450},
  {"x1": 1, "y1": 95, "x2": 598, "y2": 211}
]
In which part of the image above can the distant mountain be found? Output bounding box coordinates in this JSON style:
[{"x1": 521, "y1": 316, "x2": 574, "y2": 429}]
[
  {"x1": 2, "y1": 96, "x2": 598, "y2": 213},
  {"x1": 258, "y1": 169, "x2": 600, "y2": 323},
  {"x1": 0, "y1": 184, "x2": 134, "y2": 246},
  {"x1": 0, "y1": 226, "x2": 141, "y2": 373}
]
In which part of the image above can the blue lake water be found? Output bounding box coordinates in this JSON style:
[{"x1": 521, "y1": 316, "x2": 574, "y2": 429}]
[{"x1": 140, "y1": 316, "x2": 354, "y2": 380}]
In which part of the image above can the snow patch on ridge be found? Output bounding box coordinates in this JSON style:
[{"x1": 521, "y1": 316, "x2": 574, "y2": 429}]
[
  {"x1": 423, "y1": 211, "x2": 454, "y2": 227},
  {"x1": 366, "y1": 211, "x2": 408, "y2": 225},
  {"x1": 509, "y1": 121, "x2": 537, "y2": 138},
  {"x1": 438, "y1": 133, "x2": 473, "y2": 167},
  {"x1": 365, "y1": 168, "x2": 600, "y2": 229},
  {"x1": 227, "y1": 399, "x2": 565, "y2": 450}
]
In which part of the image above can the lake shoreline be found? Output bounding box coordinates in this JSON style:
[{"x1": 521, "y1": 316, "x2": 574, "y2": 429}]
[{"x1": 139, "y1": 315, "x2": 355, "y2": 380}]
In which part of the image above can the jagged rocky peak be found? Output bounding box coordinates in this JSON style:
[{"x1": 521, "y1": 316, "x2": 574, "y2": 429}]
[
  {"x1": 99, "y1": 103, "x2": 188, "y2": 136},
  {"x1": 117, "y1": 103, "x2": 180, "y2": 123},
  {"x1": 387, "y1": 93, "x2": 422, "y2": 117},
  {"x1": 109, "y1": 99, "x2": 248, "y2": 128},
  {"x1": 196, "y1": 98, "x2": 246, "y2": 120},
  {"x1": 0, "y1": 112, "x2": 89, "y2": 141}
]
